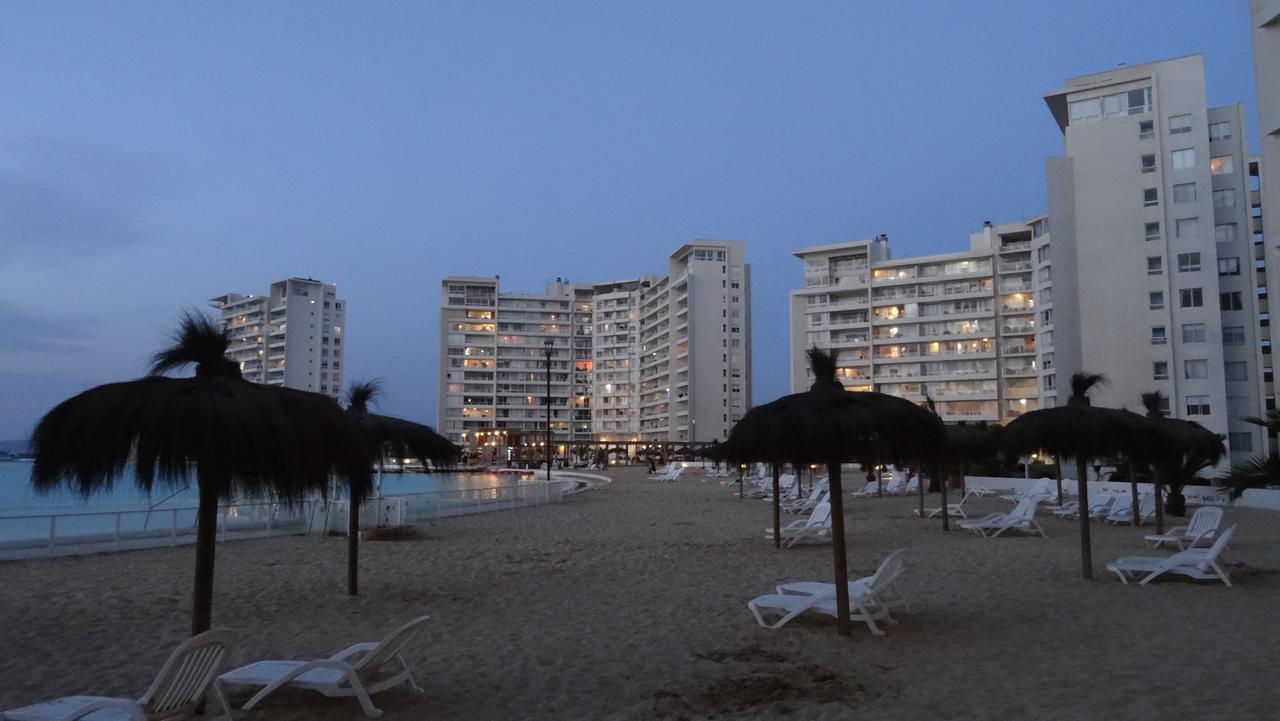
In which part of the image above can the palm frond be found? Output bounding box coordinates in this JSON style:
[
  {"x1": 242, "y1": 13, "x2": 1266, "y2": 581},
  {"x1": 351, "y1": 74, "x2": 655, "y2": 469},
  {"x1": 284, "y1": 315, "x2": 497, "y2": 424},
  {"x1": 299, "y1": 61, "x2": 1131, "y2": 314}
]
[
  {"x1": 1069, "y1": 372, "x2": 1107, "y2": 402},
  {"x1": 345, "y1": 379, "x2": 384, "y2": 413},
  {"x1": 1139, "y1": 391, "x2": 1164, "y2": 418},
  {"x1": 149, "y1": 311, "x2": 234, "y2": 377},
  {"x1": 805, "y1": 347, "x2": 838, "y2": 389},
  {"x1": 1220, "y1": 452, "x2": 1280, "y2": 498}
]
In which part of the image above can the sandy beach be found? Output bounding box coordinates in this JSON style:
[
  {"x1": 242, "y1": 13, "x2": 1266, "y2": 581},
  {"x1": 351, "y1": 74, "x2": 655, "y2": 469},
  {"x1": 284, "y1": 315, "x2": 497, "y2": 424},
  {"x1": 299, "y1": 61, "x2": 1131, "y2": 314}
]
[{"x1": 2, "y1": 466, "x2": 1277, "y2": 720}]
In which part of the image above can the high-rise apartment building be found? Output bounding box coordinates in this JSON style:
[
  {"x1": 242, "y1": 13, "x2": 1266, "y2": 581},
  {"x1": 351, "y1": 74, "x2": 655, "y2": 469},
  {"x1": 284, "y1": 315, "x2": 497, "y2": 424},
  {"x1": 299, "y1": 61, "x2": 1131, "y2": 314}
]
[
  {"x1": 210, "y1": 278, "x2": 347, "y2": 400},
  {"x1": 1251, "y1": 0, "x2": 1280, "y2": 427},
  {"x1": 789, "y1": 219, "x2": 1052, "y2": 423},
  {"x1": 1044, "y1": 55, "x2": 1266, "y2": 460},
  {"x1": 437, "y1": 241, "x2": 751, "y2": 450}
]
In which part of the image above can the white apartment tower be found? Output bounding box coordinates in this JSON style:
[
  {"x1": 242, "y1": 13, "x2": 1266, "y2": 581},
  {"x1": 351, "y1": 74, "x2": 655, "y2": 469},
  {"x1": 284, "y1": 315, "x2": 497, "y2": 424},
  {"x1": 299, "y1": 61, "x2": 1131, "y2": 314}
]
[
  {"x1": 1251, "y1": 0, "x2": 1280, "y2": 424},
  {"x1": 789, "y1": 220, "x2": 1052, "y2": 423},
  {"x1": 637, "y1": 241, "x2": 752, "y2": 444},
  {"x1": 437, "y1": 241, "x2": 751, "y2": 449},
  {"x1": 1044, "y1": 55, "x2": 1266, "y2": 459},
  {"x1": 210, "y1": 278, "x2": 347, "y2": 400}
]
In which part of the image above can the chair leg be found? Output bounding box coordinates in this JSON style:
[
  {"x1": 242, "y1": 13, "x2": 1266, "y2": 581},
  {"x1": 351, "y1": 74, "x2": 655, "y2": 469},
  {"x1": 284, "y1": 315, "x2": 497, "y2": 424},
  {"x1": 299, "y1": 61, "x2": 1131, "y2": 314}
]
[{"x1": 212, "y1": 679, "x2": 235, "y2": 720}]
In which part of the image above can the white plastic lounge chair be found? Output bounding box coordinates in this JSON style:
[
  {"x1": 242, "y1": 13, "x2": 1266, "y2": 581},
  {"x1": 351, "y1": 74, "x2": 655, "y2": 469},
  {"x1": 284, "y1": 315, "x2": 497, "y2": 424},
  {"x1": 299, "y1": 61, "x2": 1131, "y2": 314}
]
[
  {"x1": 1107, "y1": 526, "x2": 1236, "y2": 585},
  {"x1": 747, "y1": 551, "x2": 905, "y2": 635},
  {"x1": 966, "y1": 483, "x2": 996, "y2": 497},
  {"x1": 915, "y1": 491, "x2": 974, "y2": 519},
  {"x1": 1054, "y1": 494, "x2": 1112, "y2": 520},
  {"x1": 764, "y1": 501, "x2": 832, "y2": 548},
  {"x1": 1103, "y1": 494, "x2": 1139, "y2": 524},
  {"x1": 849, "y1": 480, "x2": 880, "y2": 498},
  {"x1": 959, "y1": 498, "x2": 1045, "y2": 538},
  {"x1": 1145, "y1": 506, "x2": 1224, "y2": 549},
  {"x1": 2, "y1": 629, "x2": 237, "y2": 721},
  {"x1": 782, "y1": 486, "x2": 827, "y2": 515},
  {"x1": 1001, "y1": 477, "x2": 1054, "y2": 504},
  {"x1": 217, "y1": 616, "x2": 428, "y2": 718},
  {"x1": 774, "y1": 549, "x2": 912, "y2": 615},
  {"x1": 893, "y1": 476, "x2": 920, "y2": 496}
]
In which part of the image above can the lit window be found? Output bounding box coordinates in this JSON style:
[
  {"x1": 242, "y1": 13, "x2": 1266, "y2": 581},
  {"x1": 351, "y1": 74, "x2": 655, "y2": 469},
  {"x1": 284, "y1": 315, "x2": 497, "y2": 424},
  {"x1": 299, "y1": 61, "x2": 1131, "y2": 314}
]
[
  {"x1": 1218, "y1": 257, "x2": 1240, "y2": 276},
  {"x1": 1177, "y1": 252, "x2": 1201, "y2": 272},
  {"x1": 1171, "y1": 148, "x2": 1195, "y2": 169},
  {"x1": 1169, "y1": 114, "x2": 1192, "y2": 134},
  {"x1": 1153, "y1": 362, "x2": 1169, "y2": 380},
  {"x1": 1173, "y1": 183, "x2": 1197, "y2": 203},
  {"x1": 1210, "y1": 156, "x2": 1234, "y2": 175}
]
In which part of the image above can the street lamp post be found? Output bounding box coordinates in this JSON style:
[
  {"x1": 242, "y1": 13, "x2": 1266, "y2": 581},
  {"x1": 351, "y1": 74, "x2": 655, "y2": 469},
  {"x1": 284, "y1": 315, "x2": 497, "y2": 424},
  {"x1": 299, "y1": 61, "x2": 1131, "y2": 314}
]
[{"x1": 544, "y1": 338, "x2": 554, "y2": 481}]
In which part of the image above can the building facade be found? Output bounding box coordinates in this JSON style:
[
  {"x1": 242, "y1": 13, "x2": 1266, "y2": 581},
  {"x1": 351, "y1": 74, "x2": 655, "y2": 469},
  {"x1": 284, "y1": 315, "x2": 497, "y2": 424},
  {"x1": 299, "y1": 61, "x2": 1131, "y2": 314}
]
[
  {"x1": 1044, "y1": 55, "x2": 1266, "y2": 460},
  {"x1": 210, "y1": 278, "x2": 347, "y2": 400},
  {"x1": 437, "y1": 240, "x2": 752, "y2": 450},
  {"x1": 1251, "y1": 0, "x2": 1280, "y2": 432},
  {"x1": 789, "y1": 220, "x2": 1053, "y2": 424}
]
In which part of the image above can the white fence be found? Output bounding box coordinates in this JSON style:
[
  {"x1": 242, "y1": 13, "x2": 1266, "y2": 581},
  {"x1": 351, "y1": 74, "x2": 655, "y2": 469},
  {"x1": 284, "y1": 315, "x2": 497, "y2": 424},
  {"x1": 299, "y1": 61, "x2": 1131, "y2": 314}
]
[
  {"x1": 0, "y1": 500, "x2": 318, "y2": 560},
  {"x1": 963, "y1": 476, "x2": 1233, "y2": 506},
  {"x1": 313, "y1": 481, "x2": 570, "y2": 535},
  {"x1": 0, "y1": 480, "x2": 581, "y2": 559}
]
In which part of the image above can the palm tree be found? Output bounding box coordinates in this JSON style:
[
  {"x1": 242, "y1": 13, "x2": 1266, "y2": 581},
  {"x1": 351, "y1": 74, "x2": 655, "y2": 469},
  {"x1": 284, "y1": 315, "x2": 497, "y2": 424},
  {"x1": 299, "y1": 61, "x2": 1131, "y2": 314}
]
[
  {"x1": 1002, "y1": 373, "x2": 1158, "y2": 579},
  {"x1": 344, "y1": 380, "x2": 459, "y2": 595},
  {"x1": 1139, "y1": 392, "x2": 1225, "y2": 527},
  {"x1": 1242, "y1": 409, "x2": 1280, "y2": 453},
  {"x1": 31, "y1": 314, "x2": 371, "y2": 633},
  {"x1": 724, "y1": 348, "x2": 945, "y2": 636}
]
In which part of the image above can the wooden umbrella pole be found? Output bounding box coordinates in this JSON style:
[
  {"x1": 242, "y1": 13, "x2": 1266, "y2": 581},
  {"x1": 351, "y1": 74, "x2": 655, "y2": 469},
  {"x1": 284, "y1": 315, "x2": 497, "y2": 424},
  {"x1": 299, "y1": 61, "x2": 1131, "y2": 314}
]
[
  {"x1": 772, "y1": 464, "x2": 781, "y2": 550},
  {"x1": 827, "y1": 461, "x2": 851, "y2": 636},
  {"x1": 347, "y1": 488, "x2": 360, "y2": 595},
  {"x1": 915, "y1": 467, "x2": 925, "y2": 518},
  {"x1": 1154, "y1": 472, "x2": 1166, "y2": 535},
  {"x1": 938, "y1": 463, "x2": 949, "y2": 531},
  {"x1": 1055, "y1": 454, "x2": 1064, "y2": 506},
  {"x1": 1076, "y1": 456, "x2": 1093, "y2": 579},
  {"x1": 1129, "y1": 474, "x2": 1141, "y2": 527}
]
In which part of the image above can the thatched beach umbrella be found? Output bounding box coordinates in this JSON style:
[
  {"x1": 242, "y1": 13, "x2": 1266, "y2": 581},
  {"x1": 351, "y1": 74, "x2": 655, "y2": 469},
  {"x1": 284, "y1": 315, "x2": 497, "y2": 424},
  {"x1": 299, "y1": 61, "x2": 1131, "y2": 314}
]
[
  {"x1": 1001, "y1": 373, "x2": 1156, "y2": 579},
  {"x1": 1140, "y1": 392, "x2": 1224, "y2": 532},
  {"x1": 725, "y1": 349, "x2": 945, "y2": 636},
  {"x1": 30, "y1": 315, "x2": 371, "y2": 633},
  {"x1": 345, "y1": 381, "x2": 459, "y2": 595}
]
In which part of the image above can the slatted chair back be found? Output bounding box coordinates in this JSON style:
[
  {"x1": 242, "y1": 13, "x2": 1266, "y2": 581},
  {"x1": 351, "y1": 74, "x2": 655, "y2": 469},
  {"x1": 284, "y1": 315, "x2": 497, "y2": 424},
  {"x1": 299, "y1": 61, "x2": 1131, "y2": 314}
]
[
  {"x1": 138, "y1": 629, "x2": 238, "y2": 720},
  {"x1": 353, "y1": 616, "x2": 430, "y2": 675}
]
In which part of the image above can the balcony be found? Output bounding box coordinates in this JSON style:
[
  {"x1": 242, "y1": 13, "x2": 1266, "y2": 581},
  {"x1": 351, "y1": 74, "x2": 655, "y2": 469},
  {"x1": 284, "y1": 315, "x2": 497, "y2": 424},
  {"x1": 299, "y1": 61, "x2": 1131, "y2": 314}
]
[
  {"x1": 999, "y1": 240, "x2": 1032, "y2": 253},
  {"x1": 998, "y1": 261, "x2": 1033, "y2": 273}
]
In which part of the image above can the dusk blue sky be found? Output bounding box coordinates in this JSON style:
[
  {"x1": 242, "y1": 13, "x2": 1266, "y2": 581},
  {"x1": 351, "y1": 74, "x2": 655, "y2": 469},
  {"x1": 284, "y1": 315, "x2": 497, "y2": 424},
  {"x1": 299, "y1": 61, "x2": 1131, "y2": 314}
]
[{"x1": 0, "y1": 1, "x2": 1261, "y2": 439}]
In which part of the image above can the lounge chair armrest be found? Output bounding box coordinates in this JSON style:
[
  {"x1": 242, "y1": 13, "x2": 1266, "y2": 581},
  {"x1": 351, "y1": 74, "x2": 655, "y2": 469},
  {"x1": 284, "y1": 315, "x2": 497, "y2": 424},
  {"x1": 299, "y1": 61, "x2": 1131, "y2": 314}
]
[
  {"x1": 55, "y1": 698, "x2": 147, "y2": 721},
  {"x1": 329, "y1": 642, "x2": 379, "y2": 662},
  {"x1": 1165, "y1": 525, "x2": 1188, "y2": 536}
]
